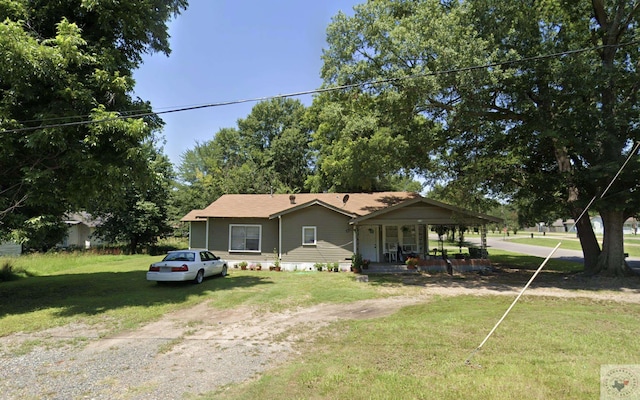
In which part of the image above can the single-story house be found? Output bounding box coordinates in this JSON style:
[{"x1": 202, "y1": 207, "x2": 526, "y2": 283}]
[
  {"x1": 181, "y1": 192, "x2": 502, "y2": 271},
  {"x1": 59, "y1": 213, "x2": 104, "y2": 249}
]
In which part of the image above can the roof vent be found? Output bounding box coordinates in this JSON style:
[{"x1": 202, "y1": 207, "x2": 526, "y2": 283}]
[{"x1": 289, "y1": 194, "x2": 296, "y2": 204}]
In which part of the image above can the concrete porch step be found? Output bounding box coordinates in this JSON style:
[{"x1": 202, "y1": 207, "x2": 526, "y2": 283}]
[{"x1": 361, "y1": 264, "x2": 419, "y2": 274}]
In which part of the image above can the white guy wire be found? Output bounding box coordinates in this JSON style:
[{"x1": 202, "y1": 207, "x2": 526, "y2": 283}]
[
  {"x1": 465, "y1": 140, "x2": 640, "y2": 367},
  {"x1": 465, "y1": 243, "x2": 561, "y2": 366}
]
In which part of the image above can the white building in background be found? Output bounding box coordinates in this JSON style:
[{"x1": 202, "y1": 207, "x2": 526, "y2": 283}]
[
  {"x1": 60, "y1": 213, "x2": 105, "y2": 249},
  {"x1": 533, "y1": 217, "x2": 638, "y2": 235},
  {"x1": 0, "y1": 241, "x2": 22, "y2": 256}
]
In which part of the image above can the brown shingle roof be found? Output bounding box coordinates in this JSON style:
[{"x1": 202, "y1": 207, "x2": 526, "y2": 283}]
[
  {"x1": 180, "y1": 209, "x2": 205, "y2": 222},
  {"x1": 189, "y1": 192, "x2": 421, "y2": 219}
]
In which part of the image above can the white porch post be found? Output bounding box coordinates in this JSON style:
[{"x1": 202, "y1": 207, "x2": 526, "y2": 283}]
[
  {"x1": 425, "y1": 224, "x2": 429, "y2": 258},
  {"x1": 352, "y1": 225, "x2": 357, "y2": 255},
  {"x1": 188, "y1": 221, "x2": 192, "y2": 249},
  {"x1": 278, "y1": 216, "x2": 282, "y2": 260},
  {"x1": 481, "y1": 224, "x2": 488, "y2": 258}
]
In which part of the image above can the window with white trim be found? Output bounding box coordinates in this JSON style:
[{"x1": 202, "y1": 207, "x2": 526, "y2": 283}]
[
  {"x1": 302, "y1": 226, "x2": 317, "y2": 245},
  {"x1": 229, "y1": 224, "x2": 261, "y2": 252}
]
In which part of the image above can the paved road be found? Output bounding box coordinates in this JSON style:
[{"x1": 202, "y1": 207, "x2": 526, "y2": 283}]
[{"x1": 466, "y1": 235, "x2": 640, "y2": 273}]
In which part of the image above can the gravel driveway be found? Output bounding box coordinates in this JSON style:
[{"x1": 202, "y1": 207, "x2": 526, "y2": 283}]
[{"x1": 1, "y1": 271, "x2": 638, "y2": 399}]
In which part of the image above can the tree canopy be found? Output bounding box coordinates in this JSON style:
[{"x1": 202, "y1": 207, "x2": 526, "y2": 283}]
[
  {"x1": 92, "y1": 142, "x2": 174, "y2": 253},
  {"x1": 0, "y1": 0, "x2": 187, "y2": 244},
  {"x1": 317, "y1": 0, "x2": 640, "y2": 276},
  {"x1": 172, "y1": 98, "x2": 314, "y2": 222},
  {"x1": 172, "y1": 96, "x2": 425, "y2": 223}
]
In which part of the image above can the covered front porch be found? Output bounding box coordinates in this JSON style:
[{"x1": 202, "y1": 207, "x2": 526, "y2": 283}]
[
  {"x1": 358, "y1": 257, "x2": 492, "y2": 274},
  {"x1": 351, "y1": 197, "x2": 501, "y2": 270}
]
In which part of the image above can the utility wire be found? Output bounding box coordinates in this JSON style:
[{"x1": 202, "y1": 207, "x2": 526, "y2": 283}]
[{"x1": 1, "y1": 40, "x2": 639, "y2": 135}]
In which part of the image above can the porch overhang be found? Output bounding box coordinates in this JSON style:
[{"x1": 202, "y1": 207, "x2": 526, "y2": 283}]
[{"x1": 349, "y1": 196, "x2": 502, "y2": 226}]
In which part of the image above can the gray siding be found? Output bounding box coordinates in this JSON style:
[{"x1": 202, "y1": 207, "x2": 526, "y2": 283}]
[
  {"x1": 280, "y1": 205, "x2": 353, "y2": 263},
  {"x1": 366, "y1": 203, "x2": 487, "y2": 225},
  {"x1": 206, "y1": 218, "x2": 279, "y2": 263},
  {"x1": 190, "y1": 221, "x2": 207, "y2": 249}
]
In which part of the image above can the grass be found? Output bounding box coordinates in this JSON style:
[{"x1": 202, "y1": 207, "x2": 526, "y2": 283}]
[
  {"x1": 503, "y1": 234, "x2": 640, "y2": 257},
  {"x1": 0, "y1": 253, "x2": 385, "y2": 337},
  {"x1": 487, "y1": 249, "x2": 585, "y2": 272},
  {"x1": 2, "y1": 252, "x2": 639, "y2": 399},
  {"x1": 208, "y1": 295, "x2": 640, "y2": 400}
]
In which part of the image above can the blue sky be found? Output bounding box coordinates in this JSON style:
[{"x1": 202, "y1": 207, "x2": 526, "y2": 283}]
[{"x1": 133, "y1": 0, "x2": 361, "y2": 165}]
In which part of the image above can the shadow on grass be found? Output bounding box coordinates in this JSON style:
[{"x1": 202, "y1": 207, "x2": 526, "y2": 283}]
[{"x1": 0, "y1": 271, "x2": 271, "y2": 319}]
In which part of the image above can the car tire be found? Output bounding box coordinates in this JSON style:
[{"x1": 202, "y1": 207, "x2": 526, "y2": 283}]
[
  {"x1": 220, "y1": 265, "x2": 228, "y2": 277},
  {"x1": 194, "y1": 269, "x2": 204, "y2": 284}
]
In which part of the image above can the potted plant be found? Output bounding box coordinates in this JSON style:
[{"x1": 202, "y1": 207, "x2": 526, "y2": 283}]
[
  {"x1": 405, "y1": 257, "x2": 419, "y2": 270},
  {"x1": 239, "y1": 261, "x2": 248, "y2": 270},
  {"x1": 272, "y1": 248, "x2": 281, "y2": 271},
  {"x1": 314, "y1": 262, "x2": 324, "y2": 272},
  {"x1": 351, "y1": 253, "x2": 363, "y2": 272}
]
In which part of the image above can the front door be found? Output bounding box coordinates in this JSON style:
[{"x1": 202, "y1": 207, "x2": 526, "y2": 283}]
[{"x1": 359, "y1": 225, "x2": 379, "y2": 262}]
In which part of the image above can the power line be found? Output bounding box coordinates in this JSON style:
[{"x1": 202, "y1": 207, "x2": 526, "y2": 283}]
[{"x1": 1, "y1": 40, "x2": 639, "y2": 135}]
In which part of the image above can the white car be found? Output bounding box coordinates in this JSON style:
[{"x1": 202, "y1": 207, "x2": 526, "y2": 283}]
[{"x1": 147, "y1": 250, "x2": 228, "y2": 284}]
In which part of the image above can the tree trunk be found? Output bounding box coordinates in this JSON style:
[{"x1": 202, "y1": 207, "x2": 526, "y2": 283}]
[
  {"x1": 575, "y1": 215, "x2": 601, "y2": 274},
  {"x1": 592, "y1": 209, "x2": 633, "y2": 276},
  {"x1": 130, "y1": 238, "x2": 139, "y2": 255}
]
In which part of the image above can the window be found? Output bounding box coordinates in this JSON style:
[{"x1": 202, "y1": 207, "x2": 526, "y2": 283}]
[
  {"x1": 200, "y1": 251, "x2": 217, "y2": 261},
  {"x1": 402, "y1": 225, "x2": 417, "y2": 252},
  {"x1": 229, "y1": 225, "x2": 261, "y2": 252},
  {"x1": 385, "y1": 225, "x2": 399, "y2": 252},
  {"x1": 302, "y1": 226, "x2": 316, "y2": 245}
]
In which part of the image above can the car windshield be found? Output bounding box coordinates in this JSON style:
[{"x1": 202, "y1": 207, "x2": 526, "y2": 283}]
[{"x1": 163, "y1": 252, "x2": 195, "y2": 262}]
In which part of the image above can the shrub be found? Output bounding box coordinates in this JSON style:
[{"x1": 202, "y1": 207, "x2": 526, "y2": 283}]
[{"x1": 0, "y1": 261, "x2": 18, "y2": 282}]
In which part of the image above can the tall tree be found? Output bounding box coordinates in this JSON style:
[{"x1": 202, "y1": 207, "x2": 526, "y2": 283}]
[
  {"x1": 0, "y1": 0, "x2": 187, "y2": 239},
  {"x1": 305, "y1": 87, "x2": 431, "y2": 193},
  {"x1": 174, "y1": 98, "x2": 314, "y2": 212},
  {"x1": 236, "y1": 98, "x2": 312, "y2": 191},
  {"x1": 91, "y1": 142, "x2": 174, "y2": 253},
  {"x1": 319, "y1": 0, "x2": 640, "y2": 276}
]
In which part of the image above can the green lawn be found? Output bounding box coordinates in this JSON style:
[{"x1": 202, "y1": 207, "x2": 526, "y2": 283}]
[
  {"x1": 209, "y1": 295, "x2": 640, "y2": 400},
  {"x1": 0, "y1": 253, "x2": 386, "y2": 337},
  {"x1": 487, "y1": 249, "x2": 585, "y2": 272},
  {"x1": 507, "y1": 235, "x2": 640, "y2": 257},
  {"x1": 2, "y1": 252, "x2": 639, "y2": 399}
]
